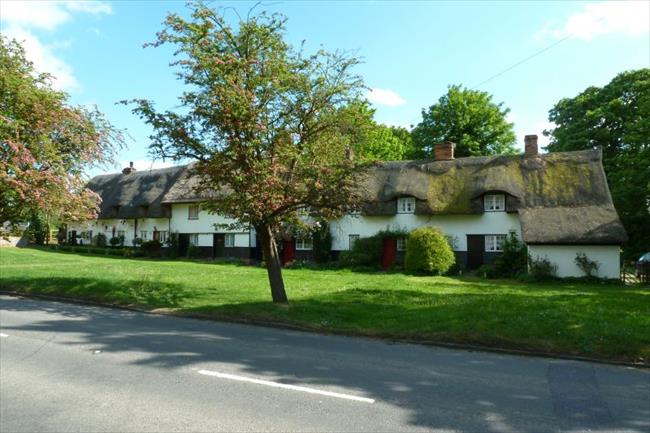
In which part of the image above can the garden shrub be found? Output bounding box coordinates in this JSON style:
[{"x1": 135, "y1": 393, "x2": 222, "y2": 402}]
[
  {"x1": 141, "y1": 240, "x2": 163, "y2": 258},
  {"x1": 186, "y1": 244, "x2": 201, "y2": 259},
  {"x1": 26, "y1": 212, "x2": 48, "y2": 245},
  {"x1": 491, "y1": 231, "x2": 527, "y2": 277},
  {"x1": 338, "y1": 228, "x2": 408, "y2": 268},
  {"x1": 93, "y1": 233, "x2": 107, "y2": 247},
  {"x1": 528, "y1": 256, "x2": 558, "y2": 281},
  {"x1": 109, "y1": 236, "x2": 121, "y2": 248},
  {"x1": 405, "y1": 227, "x2": 455, "y2": 274},
  {"x1": 312, "y1": 221, "x2": 332, "y2": 263},
  {"x1": 132, "y1": 237, "x2": 143, "y2": 247},
  {"x1": 575, "y1": 252, "x2": 600, "y2": 278},
  {"x1": 476, "y1": 263, "x2": 499, "y2": 279}
]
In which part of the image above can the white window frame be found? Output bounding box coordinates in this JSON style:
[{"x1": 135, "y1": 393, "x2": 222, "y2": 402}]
[
  {"x1": 295, "y1": 237, "x2": 313, "y2": 251},
  {"x1": 224, "y1": 233, "x2": 235, "y2": 248},
  {"x1": 484, "y1": 194, "x2": 506, "y2": 212},
  {"x1": 396, "y1": 237, "x2": 407, "y2": 251},
  {"x1": 397, "y1": 197, "x2": 416, "y2": 214},
  {"x1": 485, "y1": 235, "x2": 506, "y2": 252},
  {"x1": 140, "y1": 230, "x2": 148, "y2": 241},
  {"x1": 189, "y1": 234, "x2": 199, "y2": 246},
  {"x1": 188, "y1": 204, "x2": 199, "y2": 220},
  {"x1": 348, "y1": 234, "x2": 360, "y2": 250},
  {"x1": 159, "y1": 231, "x2": 168, "y2": 244}
]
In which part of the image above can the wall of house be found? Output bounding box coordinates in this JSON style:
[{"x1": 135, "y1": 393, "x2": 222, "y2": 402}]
[
  {"x1": 527, "y1": 245, "x2": 621, "y2": 279},
  {"x1": 170, "y1": 204, "x2": 251, "y2": 248},
  {"x1": 329, "y1": 212, "x2": 521, "y2": 251},
  {"x1": 68, "y1": 218, "x2": 171, "y2": 246}
]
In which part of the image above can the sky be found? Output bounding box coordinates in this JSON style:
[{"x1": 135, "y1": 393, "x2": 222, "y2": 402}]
[{"x1": 1, "y1": 0, "x2": 649, "y2": 175}]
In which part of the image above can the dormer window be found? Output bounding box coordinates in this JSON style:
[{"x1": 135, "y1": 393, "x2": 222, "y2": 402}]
[
  {"x1": 397, "y1": 197, "x2": 416, "y2": 214},
  {"x1": 484, "y1": 194, "x2": 505, "y2": 212}
]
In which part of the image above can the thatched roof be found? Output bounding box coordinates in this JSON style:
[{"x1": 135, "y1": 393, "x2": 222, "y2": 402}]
[
  {"x1": 360, "y1": 149, "x2": 627, "y2": 244},
  {"x1": 88, "y1": 148, "x2": 627, "y2": 244},
  {"x1": 88, "y1": 165, "x2": 187, "y2": 219}
]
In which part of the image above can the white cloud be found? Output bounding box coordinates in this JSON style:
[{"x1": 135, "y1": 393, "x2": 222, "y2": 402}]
[
  {"x1": 0, "y1": 1, "x2": 112, "y2": 91},
  {"x1": 365, "y1": 88, "x2": 406, "y2": 107},
  {"x1": 2, "y1": 26, "x2": 78, "y2": 90},
  {"x1": 536, "y1": 1, "x2": 649, "y2": 41}
]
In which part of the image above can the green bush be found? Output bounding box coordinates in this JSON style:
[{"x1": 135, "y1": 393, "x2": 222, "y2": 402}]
[
  {"x1": 575, "y1": 252, "x2": 600, "y2": 278},
  {"x1": 93, "y1": 233, "x2": 107, "y2": 247},
  {"x1": 186, "y1": 244, "x2": 201, "y2": 259},
  {"x1": 339, "y1": 235, "x2": 384, "y2": 268},
  {"x1": 405, "y1": 227, "x2": 455, "y2": 275},
  {"x1": 141, "y1": 240, "x2": 163, "y2": 258},
  {"x1": 26, "y1": 212, "x2": 48, "y2": 245},
  {"x1": 491, "y1": 231, "x2": 527, "y2": 277},
  {"x1": 109, "y1": 236, "x2": 121, "y2": 248},
  {"x1": 528, "y1": 255, "x2": 558, "y2": 281},
  {"x1": 312, "y1": 221, "x2": 332, "y2": 263}
]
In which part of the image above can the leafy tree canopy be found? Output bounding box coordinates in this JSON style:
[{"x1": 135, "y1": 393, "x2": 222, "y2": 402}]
[
  {"x1": 126, "y1": 3, "x2": 368, "y2": 302},
  {"x1": 411, "y1": 84, "x2": 516, "y2": 158},
  {"x1": 545, "y1": 69, "x2": 650, "y2": 258},
  {"x1": 0, "y1": 37, "x2": 123, "y2": 234}
]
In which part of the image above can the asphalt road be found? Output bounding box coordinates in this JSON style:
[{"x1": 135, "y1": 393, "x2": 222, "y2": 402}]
[{"x1": 0, "y1": 295, "x2": 648, "y2": 433}]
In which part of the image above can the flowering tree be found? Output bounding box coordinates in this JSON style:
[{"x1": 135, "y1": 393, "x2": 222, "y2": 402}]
[
  {"x1": 126, "y1": 4, "x2": 367, "y2": 302},
  {"x1": 1, "y1": 37, "x2": 124, "y2": 235}
]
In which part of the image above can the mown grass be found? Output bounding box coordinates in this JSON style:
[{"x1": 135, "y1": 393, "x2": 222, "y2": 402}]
[{"x1": 1, "y1": 247, "x2": 649, "y2": 364}]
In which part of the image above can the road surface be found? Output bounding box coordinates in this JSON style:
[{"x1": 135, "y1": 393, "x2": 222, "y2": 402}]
[{"x1": 1, "y1": 295, "x2": 648, "y2": 432}]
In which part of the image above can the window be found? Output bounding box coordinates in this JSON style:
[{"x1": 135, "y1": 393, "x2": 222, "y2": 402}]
[
  {"x1": 117, "y1": 230, "x2": 125, "y2": 239},
  {"x1": 188, "y1": 204, "x2": 199, "y2": 220},
  {"x1": 295, "y1": 237, "x2": 313, "y2": 250},
  {"x1": 349, "y1": 234, "x2": 360, "y2": 250},
  {"x1": 485, "y1": 235, "x2": 506, "y2": 252},
  {"x1": 484, "y1": 194, "x2": 505, "y2": 212},
  {"x1": 81, "y1": 230, "x2": 92, "y2": 241},
  {"x1": 225, "y1": 233, "x2": 235, "y2": 248},
  {"x1": 159, "y1": 231, "x2": 168, "y2": 244},
  {"x1": 396, "y1": 237, "x2": 407, "y2": 251},
  {"x1": 189, "y1": 234, "x2": 199, "y2": 246},
  {"x1": 397, "y1": 197, "x2": 416, "y2": 214},
  {"x1": 140, "y1": 231, "x2": 148, "y2": 241}
]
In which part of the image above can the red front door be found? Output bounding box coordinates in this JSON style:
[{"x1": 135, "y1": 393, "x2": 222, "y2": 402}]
[
  {"x1": 282, "y1": 239, "x2": 295, "y2": 265},
  {"x1": 382, "y1": 237, "x2": 397, "y2": 270}
]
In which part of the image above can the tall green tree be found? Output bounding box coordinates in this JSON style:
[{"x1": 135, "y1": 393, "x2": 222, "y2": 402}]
[
  {"x1": 336, "y1": 100, "x2": 414, "y2": 161},
  {"x1": 412, "y1": 85, "x2": 516, "y2": 158},
  {"x1": 126, "y1": 4, "x2": 367, "y2": 303},
  {"x1": 0, "y1": 37, "x2": 123, "y2": 235},
  {"x1": 545, "y1": 69, "x2": 650, "y2": 258}
]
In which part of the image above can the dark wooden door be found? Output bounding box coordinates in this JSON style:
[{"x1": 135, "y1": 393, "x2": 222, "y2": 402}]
[
  {"x1": 467, "y1": 235, "x2": 485, "y2": 270},
  {"x1": 178, "y1": 234, "x2": 190, "y2": 257},
  {"x1": 282, "y1": 239, "x2": 295, "y2": 265},
  {"x1": 382, "y1": 237, "x2": 397, "y2": 270},
  {"x1": 213, "y1": 233, "x2": 225, "y2": 258},
  {"x1": 153, "y1": 231, "x2": 160, "y2": 242}
]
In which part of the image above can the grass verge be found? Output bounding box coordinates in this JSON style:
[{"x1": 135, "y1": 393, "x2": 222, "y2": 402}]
[{"x1": 1, "y1": 247, "x2": 648, "y2": 364}]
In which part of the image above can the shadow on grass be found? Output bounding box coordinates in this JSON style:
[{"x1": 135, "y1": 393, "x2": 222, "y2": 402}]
[{"x1": 1, "y1": 294, "x2": 649, "y2": 432}]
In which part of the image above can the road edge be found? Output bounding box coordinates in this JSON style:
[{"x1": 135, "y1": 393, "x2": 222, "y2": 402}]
[{"x1": 1, "y1": 290, "x2": 647, "y2": 370}]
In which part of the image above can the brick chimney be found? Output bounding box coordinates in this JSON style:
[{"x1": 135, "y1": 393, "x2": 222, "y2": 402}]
[
  {"x1": 524, "y1": 135, "x2": 538, "y2": 156},
  {"x1": 122, "y1": 161, "x2": 136, "y2": 175},
  {"x1": 434, "y1": 141, "x2": 456, "y2": 161}
]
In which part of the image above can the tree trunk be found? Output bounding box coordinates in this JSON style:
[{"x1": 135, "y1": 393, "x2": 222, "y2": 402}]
[{"x1": 258, "y1": 224, "x2": 288, "y2": 303}]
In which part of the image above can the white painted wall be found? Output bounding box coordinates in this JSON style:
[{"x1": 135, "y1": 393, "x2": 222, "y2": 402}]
[
  {"x1": 329, "y1": 212, "x2": 521, "y2": 251},
  {"x1": 67, "y1": 218, "x2": 171, "y2": 246},
  {"x1": 527, "y1": 245, "x2": 621, "y2": 279},
  {"x1": 170, "y1": 204, "x2": 250, "y2": 248}
]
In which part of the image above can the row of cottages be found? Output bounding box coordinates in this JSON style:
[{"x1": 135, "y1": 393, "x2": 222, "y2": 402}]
[{"x1": 66, "y1": 136, "x2": 628, "y2": 278}]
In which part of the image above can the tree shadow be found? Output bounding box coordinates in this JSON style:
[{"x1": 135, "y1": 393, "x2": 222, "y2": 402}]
[{"x1": 1, "y1": 294, "x2": 649, "y2": 432}]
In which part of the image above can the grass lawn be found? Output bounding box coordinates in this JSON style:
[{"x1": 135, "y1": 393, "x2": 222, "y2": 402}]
[{"x1": 1, "y1": 247, "x2": 649, "y2": 364}]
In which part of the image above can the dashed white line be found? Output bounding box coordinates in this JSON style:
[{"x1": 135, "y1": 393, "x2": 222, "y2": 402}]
[{"x1": 197, "y1": 369, "x2": 375, "y2": 403}]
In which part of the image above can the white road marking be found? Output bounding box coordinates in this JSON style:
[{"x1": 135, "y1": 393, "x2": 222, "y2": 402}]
[
  {"x1": 198, "y1": 369, "x2": 375, "y2": 403},
  {"x1": 0, "y1": 333, "x2": 8, "y2": 338}
]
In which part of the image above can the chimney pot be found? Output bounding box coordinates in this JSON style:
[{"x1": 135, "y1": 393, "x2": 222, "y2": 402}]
[
  {"x1": 122, "y1": 161, "x2": 137, "y2": 175},
  {"x1": 434, "y1": 141, "x2": 456, "y2": 161},
  {"x1": 524, "y1": 134, "x2": 538, "y2": 156}
]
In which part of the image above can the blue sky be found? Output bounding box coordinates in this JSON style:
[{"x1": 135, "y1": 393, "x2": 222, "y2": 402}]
[{"x1": 2, "y1": 1, "x2": 649, "y2": 174}]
